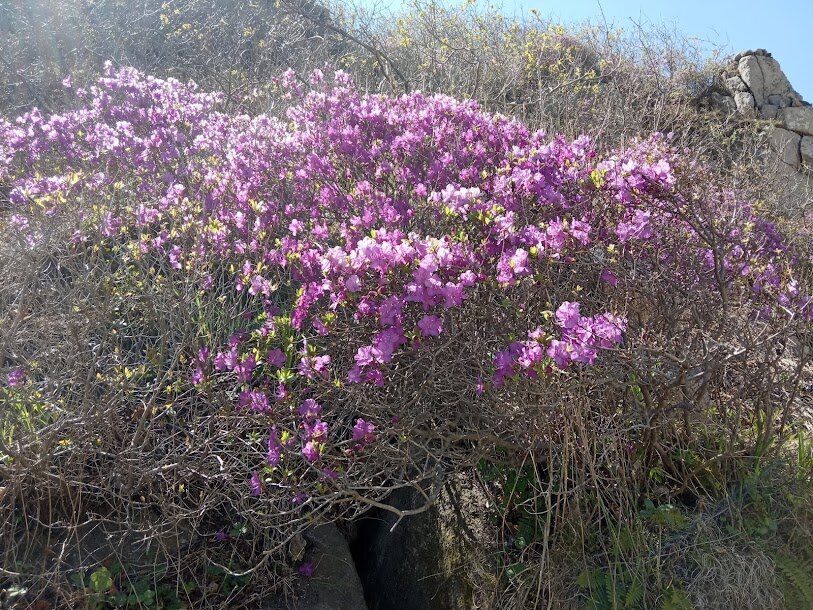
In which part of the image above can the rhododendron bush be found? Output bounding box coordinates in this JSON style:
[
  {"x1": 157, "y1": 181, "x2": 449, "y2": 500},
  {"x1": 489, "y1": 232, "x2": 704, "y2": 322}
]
[{"x1": 1, "y1": 65, "x2": 810, "y2": 602}]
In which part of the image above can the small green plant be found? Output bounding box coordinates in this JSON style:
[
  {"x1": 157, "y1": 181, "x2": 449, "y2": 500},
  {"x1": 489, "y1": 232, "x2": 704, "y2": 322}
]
[{"x1": 69, "y1": 563, "x2": 189, "y2": 610}]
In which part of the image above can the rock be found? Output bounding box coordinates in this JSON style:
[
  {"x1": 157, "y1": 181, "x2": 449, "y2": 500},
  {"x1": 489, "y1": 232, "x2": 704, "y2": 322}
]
[
  {"x1": 789, "y1": 91, "x2": 806, "y2": 107},
  {"x1": 263, "y1": 523, "x2": 368, "y2": 610},
  {"x1": 767, "y1": 94, "x2": 791, "y2": 109},
  {"x1": 802, "y1": 136, "x2": 813, "y2": 168},
  {"x1": 733, "y1": 90, "x2": 756, "y2": 117},
  {"x1": 779, "y1": 107, "x2": 813, "y2": 136},
  {"x1": 351, "y1": 476, "x2": 494, "y2": 610},
  {"x1": 759, "y1": 104, "x2": 778, "y2": 120},
  {"x1": 770, "y1": 127, "x2": 802, "y2": 168},
  {"x1": 711, "y1": 92, "x2": 736, "y2": 114},
  {"x1": 738, "y1": 54, "x2": 794, "y2": 107},
  {"x1": 725, "y1": 76, "x2": 748, "y2": 93}
]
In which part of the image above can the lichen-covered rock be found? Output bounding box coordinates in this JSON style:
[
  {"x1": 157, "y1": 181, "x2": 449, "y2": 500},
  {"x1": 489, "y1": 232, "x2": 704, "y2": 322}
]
[
  {"x1": 737, "y1": 54, "x2": 794, "y2": 107},
  {"x1": 351, "y1": 476, "x2": 494, "y2": 610},
  {"x1": 801, "y1": 136, "x2": 813, "y2": 168},
  {"x1": 711, "y1": 92, "x2": 736, "y2": 114},
  {"x1": 734, "y1": 90, "x2": 756, "y2": 117},
  {"x1": 779, "y1": 106, "x2": 813, "y2": 136},
  {"x1": 263, "y1": 524, "x2": 368, "y2": 610},
  {"x1": 725, "y1": 75, "x2": 748, "y2": 93},
  {"x1": 770, "y1": 127, "x2": 802, "y2": 169},
  {"x1": 759, "y1": 104, "x2": 778, "y2": 120},
  {"x1": 767, "y1": 94, "x2": 791, "y2": 109}
]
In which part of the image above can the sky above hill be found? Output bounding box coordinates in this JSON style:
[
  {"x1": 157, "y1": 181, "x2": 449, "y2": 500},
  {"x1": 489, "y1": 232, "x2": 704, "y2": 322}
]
[{"x1": 373, "y1": 0, "x2": 812, "y2": 101}]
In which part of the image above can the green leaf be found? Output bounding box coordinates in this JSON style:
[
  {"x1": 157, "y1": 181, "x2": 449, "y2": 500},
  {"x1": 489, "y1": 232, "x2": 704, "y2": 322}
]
[{"x1": 90, "y1": 567, "x2": 113, "y2": 593}]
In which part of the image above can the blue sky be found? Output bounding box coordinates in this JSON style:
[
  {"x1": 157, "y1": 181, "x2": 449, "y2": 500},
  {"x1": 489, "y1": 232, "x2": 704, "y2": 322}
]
[{"x1": 373, "y1": 0, "x2": 812, "y2": 101}]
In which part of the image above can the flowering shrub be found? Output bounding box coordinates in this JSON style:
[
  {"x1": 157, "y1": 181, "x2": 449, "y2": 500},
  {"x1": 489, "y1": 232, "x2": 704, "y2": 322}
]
[
  {"x1": 1, "y1": 64, "x2": 810, "y2": 604},
  {"x1": 3, "y1": 62, "x2": 810, "y2": 481}
]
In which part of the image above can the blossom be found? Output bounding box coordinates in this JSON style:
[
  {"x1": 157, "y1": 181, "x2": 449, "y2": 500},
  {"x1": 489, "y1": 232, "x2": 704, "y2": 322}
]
[
  {"x1": 6, "y1": 367, "x2": 26, "y2": 388},
  {"x1": 352, "y1": 418, "x2": 376, "y2": 444},
  {"x1": 237, "y1": 390, "x2": 270, "y2": 413},
  {"x1": 600, "y1": 269, "x2": 619, "y2": 287},
  {"x1": 298, "y1": 354, "x2": 331, "y2": 380},
  {"x1": 417, "y1": 315, "x2": 443, "y2": 337},
  {"x1": 249, "y1": 471, "x2": 262, "y2": 496},
  {"x1": 302, "y1": 441, "x2": 321, "y2": 463},
  {"x1": 267, "y1": 348, "x2": 286, "y2": 368},
  {"x1": 267, "y1": 426, "x2": 282, "y2": 466},
  {"x1": 234, "y1": 353, "x2": 257, "y2": 383},
  {"x1": 554, "y1": 301, "x2": 581, "y2": 330},
  {"x1": 298, "y1": 562, "x2": 315, "y2": 578},
  {"x1": 298, "y1": 399, "x2": 322, "y2": 419}
]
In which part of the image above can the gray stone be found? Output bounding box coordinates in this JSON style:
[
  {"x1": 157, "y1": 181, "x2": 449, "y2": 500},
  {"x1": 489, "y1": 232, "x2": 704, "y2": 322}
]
[
  {"x1": 759, "y1": 104, "x2": 778, "y2": 120},
  {"x1": 711, "y1": 92, "x2": 736, "y2": 114},
  {"x1": 263, "y1": 524, "x2": 368, "y2": 610},
  {"x1": 770, "y1": 127, "x2": 802, "y2": 169},
  {"x1": 779, "y1": 106, "x2": 813, "y2": 136},
  {"x1": 789, "y1": 91, "x2": 806, "y2": 107},
  {"x1": 351, "y1": 476, "x2": 494, "y2": 610},
  {"x1": 734, "y1": 90, "x2": 756, "y2": 117},
  {"x1": 802, "y1": 136, "x2": 813, "y2": 168},
  {"x1": 767, "y1": 94, "x2": 790, "y2": 109},
  {"x1": 738, "y1": 54, "x2": 794, "y2": 107},
  {"x1": 725, "y1": 76, "x2": 748, "y2": 92}
]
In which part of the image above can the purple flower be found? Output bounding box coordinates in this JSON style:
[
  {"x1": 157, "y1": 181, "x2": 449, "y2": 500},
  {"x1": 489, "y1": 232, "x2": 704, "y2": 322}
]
[
  {"x1": 249, "y1": 471, "x2": 262, "y2": 496},
  {"x1": 298, "y1": 399, "x2": 322, "y2": 419},
  {"x1": 237, "y1": 389, "x2": 270, "y2": 413},
  {"x1": 267, "y1": 426, "x2": 282, "y2": 466},
  {"x1": 298, "y1": 562, "x2": 315, "y2": 578},
  {"x1": 616, "y1": 210, "x2": 653, "y2": 242},
  {"x1": 554, "y1": 301, "x2": 581, "y2": 330},
  {"x1": 267, "y1": 348, "x2": 286, "y2": 368},
  {"x1": 600, "y1": 269, "x2": 619, "y2": 287},
  {"x1": 303, "y1": 420, "x2": 328, "y2": 442},
  {"x1": 302, "y1": 441, "x2": 321, "y2": 463},
  {"x1": 417, "y1": 315, "x2": 443, "y2": 337},
  {"x1": 546, "y1": 339, "x2": 571, "y2": 369},
  {"x1": 352, "y1": 418, "x2": 376, "y2": 444},
  {"x1": 298, "y1": 354, "x2": 331, "y2": 380},
  {"x1": 7, "y1": 367, "x2": 26, "y2": 388},
  {"x1": 234, "y1": 353, "x2": 257, "y2": 383},
  {"x1": 292, "y1": 492, "x2": 310, "y2": 506}
]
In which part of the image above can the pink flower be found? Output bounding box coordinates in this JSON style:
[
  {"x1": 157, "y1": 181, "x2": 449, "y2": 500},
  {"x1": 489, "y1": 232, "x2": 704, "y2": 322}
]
[
  {"x1": 298, "y1": 399, "x2": 322, "y2": 419},
  {"x1": 352, "y1": 418, "x2": 376, "y2": 444},
  {"x1": 7, "y1": 367, "x2": 26, "y2": 388},
  {"x1": 417, "y1": 315, "x2": 443, "y2": 337},
  {"x1": 267, "y1": 348, "x2": 286, "y2": 368},
  {"x1": 249, "y1": 471, "x2": 262, "y2": 496},
  {"x1": 302, "y1": 441, "x2": 320, "y2": 463},
  {"x1": 554, "y1": 301, "x2": 581, "y2": 330}
]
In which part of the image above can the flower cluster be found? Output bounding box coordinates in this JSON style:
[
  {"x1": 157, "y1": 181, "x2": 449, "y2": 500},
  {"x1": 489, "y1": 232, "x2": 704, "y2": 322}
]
[{"x1": 2, "y1": 65, "x2": 808, "y2": 500}]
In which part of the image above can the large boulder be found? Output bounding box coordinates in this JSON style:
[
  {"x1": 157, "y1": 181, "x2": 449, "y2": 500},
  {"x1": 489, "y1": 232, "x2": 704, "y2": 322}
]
[
  {"x1": 350, "y1": 476, "x2": 495, "y2": 610},
  {"x1": 737, "y1": 54, "x2": 795, "y2": 107},
  {"x1": 801, "y1": 136, "x2": 813, "y2": 169},
  {"x1": 263, "y1": 523, "x2": 368, "y2": 610},
  {"x1": 779, "y1": 107, "x2": 813, "y2": 136},
  {"x1": 769, "y1": 127, "x2": 802, "y2": 169}
]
